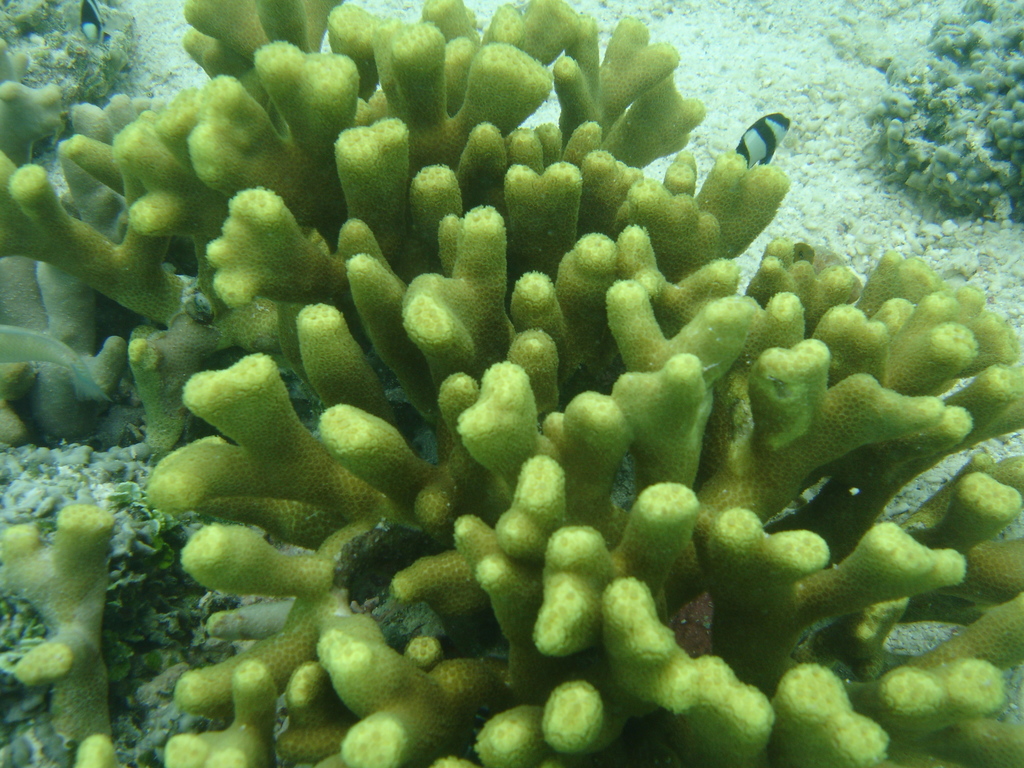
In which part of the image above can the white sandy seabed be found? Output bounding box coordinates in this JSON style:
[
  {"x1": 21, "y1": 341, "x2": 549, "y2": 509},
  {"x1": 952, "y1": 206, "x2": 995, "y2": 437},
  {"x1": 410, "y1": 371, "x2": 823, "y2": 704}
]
[{"x1": 113, "y1": 0, "x2": 1022, "y2": 710}]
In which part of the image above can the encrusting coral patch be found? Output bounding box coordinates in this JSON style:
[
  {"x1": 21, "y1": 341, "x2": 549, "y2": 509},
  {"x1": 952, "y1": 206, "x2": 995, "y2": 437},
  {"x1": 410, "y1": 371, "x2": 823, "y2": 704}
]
[{"x1": 1, "y1": 0, "x2": 1024, "y2": 767}]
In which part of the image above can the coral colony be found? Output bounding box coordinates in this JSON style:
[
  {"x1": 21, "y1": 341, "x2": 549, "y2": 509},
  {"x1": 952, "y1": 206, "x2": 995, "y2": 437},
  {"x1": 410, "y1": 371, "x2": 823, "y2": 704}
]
[
  {"x1": 871, "y1": 0, "x2": 1024, "y2": 220},
  {"x1": 2, "y1": 1, "x2": 1024, "y2": 767}
]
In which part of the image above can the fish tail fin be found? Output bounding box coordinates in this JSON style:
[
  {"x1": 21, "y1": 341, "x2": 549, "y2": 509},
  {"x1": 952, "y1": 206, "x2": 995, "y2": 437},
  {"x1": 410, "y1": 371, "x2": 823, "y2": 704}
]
[{"x1": 70, "y1": 361, "x2": 111, "y2": 402}]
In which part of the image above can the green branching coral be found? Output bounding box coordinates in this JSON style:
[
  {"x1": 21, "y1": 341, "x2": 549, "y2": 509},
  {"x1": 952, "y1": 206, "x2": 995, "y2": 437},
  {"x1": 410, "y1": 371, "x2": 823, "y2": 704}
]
[
  {"x1": 0, "y1": 505, "x2": 114, "y2": 743},
  {"x1": 1, "y1": 1, "x2": 1024, "y2": 767}
]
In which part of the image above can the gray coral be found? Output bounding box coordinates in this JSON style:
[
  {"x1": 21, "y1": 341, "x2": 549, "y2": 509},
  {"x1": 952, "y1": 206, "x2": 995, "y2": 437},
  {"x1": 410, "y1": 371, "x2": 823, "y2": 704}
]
[
  {"x1": 869, "y1": 0, "x2": 1024, "y2": 219},
  {"x1": 0, "y1": 39, "x2": 61, "y2": 165}
]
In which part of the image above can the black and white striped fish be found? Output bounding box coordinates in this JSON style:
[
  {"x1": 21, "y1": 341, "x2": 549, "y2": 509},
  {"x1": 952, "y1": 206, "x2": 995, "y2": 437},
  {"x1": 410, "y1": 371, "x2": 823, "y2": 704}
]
[
  {"x1": 736, "y1": 113, "x2": 790, "y2": 167},
  {"x1": 80, "y1": 0, "x2": 109, "y2": 43}
]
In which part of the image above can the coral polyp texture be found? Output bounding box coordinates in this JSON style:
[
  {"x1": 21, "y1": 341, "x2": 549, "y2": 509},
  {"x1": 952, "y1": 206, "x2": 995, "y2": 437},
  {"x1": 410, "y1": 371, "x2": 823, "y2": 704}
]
[{"x1": 1, "y1": 1, "x2": 1024, "y2": 767}]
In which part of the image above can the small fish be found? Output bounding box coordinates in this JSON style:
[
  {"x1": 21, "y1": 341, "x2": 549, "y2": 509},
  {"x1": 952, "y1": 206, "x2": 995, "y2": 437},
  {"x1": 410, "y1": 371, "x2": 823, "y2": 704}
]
[
  {"x1": 736, "y1": 113, "x2": 790, "y2": 168},
  {"x1": 80, "y1": 0, "x2": 108, "y2": 43},
  {"x1": 0, "y1": 325, "x2": 110, "y2": 401}
]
